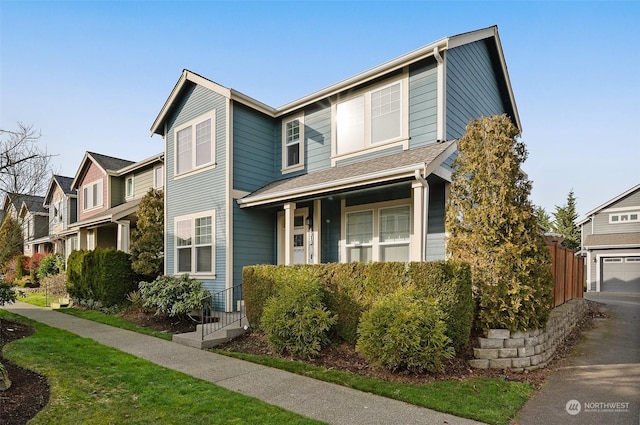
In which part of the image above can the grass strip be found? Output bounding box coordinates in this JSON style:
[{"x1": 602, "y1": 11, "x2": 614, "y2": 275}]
[
  {"x1": 0, "y1": 310, "x2": 323, "y2": 425},
  {"x1": 58, "y1": 308, "x2": 174, "y2": 341},
  {"x1": 215, "y1": 350, "x2": 532, "y2": 425}
]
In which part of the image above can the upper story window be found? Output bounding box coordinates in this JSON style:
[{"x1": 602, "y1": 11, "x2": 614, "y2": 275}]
[
  {"x1": 335, "y1": 78, "x2": 406, "y2": 157},
  {"x1": 175, "y1": 111, "x2": 216, "y2": 176},
  {"x1": 609, "y1": 211, "x2": 639, "y2": 224},
  {"x1": 282, "y1": 115, "x2": 304, "y2": 172},
  {"x1": 154, "y1": 165, "x2": 164, "y2": 188},
  {"x1": 175, "y1": 210, "x2": 215, "y2": 275},
  {"x1": 125, "y1": 176, "x2": 134, "y2": 199},
  {"x1": 53, "y1": 200, "x2": 63, "y2": 223},
  {"x1": 82, "y1": 180, "x2": 103, "y2": 211}
]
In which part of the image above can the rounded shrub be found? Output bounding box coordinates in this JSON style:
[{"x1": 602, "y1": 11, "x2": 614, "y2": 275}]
[
  {"x1": 356, "y1": 285, "x2": 454, "y2": 373},
  {"x1": 138, "y1": 274, "x2": 209, "y2": 317},
  {"x1": 261, "y1": 278, "x2": 337, "y2": 359}
]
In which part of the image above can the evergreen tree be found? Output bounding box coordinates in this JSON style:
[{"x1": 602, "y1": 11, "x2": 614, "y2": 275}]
[
  {"x1": 0, "y1": 216, "x2": 23, "y2": 273},
  {"x1": 552, "y1": 190, "x2": 580, "y2": 250},
  {"x1": 130, "y1": 189, "x2": 164, "y2": 280},
  {"x1": 446, "y1": 115, "x2": 553, "y2": 332},
  {"x1": 535, "y1": 205, "x2": 553, "y2": 233}
]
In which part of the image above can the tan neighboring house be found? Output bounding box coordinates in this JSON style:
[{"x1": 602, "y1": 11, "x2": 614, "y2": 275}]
[
  {"x1": 579, "y1": 183, "x2": 640, "y2": 293},
  {"x1": 42, "y1": 175, "x2": 78, "y2": 258},
  {"x1": 66, "y1": 151, "x2": 164, "y2": 254}
]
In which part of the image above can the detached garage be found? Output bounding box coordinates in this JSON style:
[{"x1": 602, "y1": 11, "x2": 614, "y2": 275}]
[{"x1": 601, "y1": 256, "x2": 640, "y2": 292}]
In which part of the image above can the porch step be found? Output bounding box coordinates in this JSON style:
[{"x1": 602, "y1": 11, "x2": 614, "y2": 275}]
[{"x1": 172, "y1": 321, "x2": 247, "y2": 349}]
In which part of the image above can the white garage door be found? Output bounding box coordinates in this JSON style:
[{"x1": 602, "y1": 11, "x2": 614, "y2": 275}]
[{"x1": 602, "y1": 257, "x2": 640, "y2": 292}]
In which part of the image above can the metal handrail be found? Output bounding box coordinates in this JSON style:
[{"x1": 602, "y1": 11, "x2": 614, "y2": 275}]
[{"x1": 200, "y1": 284, "x2": 245, "y2": 340}]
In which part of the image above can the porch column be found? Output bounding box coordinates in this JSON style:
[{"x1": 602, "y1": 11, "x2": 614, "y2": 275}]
[
  {"x1": 284, "y1": 203, "x2": 296, "y2": 265},
  {"x1": 312, "y1": 199, "x2": 321, "y2": 264},
  {"x1": 116, "y1": 220, "x2": 130, "y2": 253},
  {"x1": 411, "y1": 181, "x2": 425, "y2": 262}
]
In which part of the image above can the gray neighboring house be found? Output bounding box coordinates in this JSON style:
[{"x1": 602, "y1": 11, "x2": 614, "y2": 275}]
[
  {"x1": 579, "y1": 183, "x2": 640, "y2": 293},
  {"x1": 18, "y1": 194, "x2": 50, "y2": 256}
]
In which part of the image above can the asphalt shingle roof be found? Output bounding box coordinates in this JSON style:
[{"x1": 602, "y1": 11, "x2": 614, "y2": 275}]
[
  {"x1": 584, "y1": 232, "x2": 640, "y2": 247},
  {"x1": 88, "y1": 152, "x2": 135, "y2": 172}
]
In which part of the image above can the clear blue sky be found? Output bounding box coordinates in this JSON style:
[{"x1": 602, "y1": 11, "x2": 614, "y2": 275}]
[{"x1": 1, "y1": 1, "x2": 638, "y2": 218}]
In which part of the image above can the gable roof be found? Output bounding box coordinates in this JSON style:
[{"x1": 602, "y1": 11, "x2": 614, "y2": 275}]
[
  {"x1": 151, "y1": 25, "x2": 519, "y2": 135},
  {"x1": 44, "y1": 175, "x2": 76, "y2": 206},
  {"x1": 578, "y1": 183, "x2": 640, "y2": 225},
  {"x1": 18, "y1": 194, "x2": 47, "y2": 215},
  {"x1": 71, "y1": 151, "x2": 136, "y2": 190},
  {"x1": 238, "y1": 140, "x2": 456, "y2": 208}
]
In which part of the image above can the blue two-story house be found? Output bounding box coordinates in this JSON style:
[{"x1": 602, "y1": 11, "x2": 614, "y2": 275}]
[{"x1": 150, "y1": 26, "x2": 520, "y2": 309}]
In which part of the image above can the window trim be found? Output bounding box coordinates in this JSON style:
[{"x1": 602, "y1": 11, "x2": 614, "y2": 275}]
[
  {"x1": 125, "y1": 175, "x2": 135, "y2": 199},
  {"x1": 173, "y1": 210, "x2": 216, "y2": 277},
  {"x1": 342, "y1": 199, "x2": 411, "y2": 263},
  {"x1": 281, "y1": 114, "x2": 305, "y2": 173},
  {"x1": 609, "y1": 211, "x2": 639, "y2": 224},
  {"x1": 153, "y1": 165, "x2": 164, "y2": 189},
  {"x1": 332, "y1": 75, "x2": 409, "y2": 163},
  {"x1": 82, "y1": 179, "x2": 103, "y2": 212},
  {"x1": 173, "y1": 111, "x2": 216, "y2": 177}
]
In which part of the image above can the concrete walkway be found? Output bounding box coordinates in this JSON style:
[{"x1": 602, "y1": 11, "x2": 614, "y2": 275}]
[
  {"x1": 3, "y1": 301, "x2": 483, "y2": 425},
  {"x1": 515, "y1": 293, "x2": 640, "y2": 425}
]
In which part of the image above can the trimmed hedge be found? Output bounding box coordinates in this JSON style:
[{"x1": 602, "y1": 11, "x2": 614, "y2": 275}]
[
  {"x1": 66, "y1": 248, "x2": 135, "y2": 307},
  {"x1": 243, "y1": 261, "x2": 473, "y2": 349},
  {"x1": 408, "y1": 260, "x2": 473, "y2": 352}
]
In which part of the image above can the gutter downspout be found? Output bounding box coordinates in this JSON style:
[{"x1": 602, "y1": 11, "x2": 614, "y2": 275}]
[
  {"x1": 434, "y1": 47, "x2": 445, "y2": 142},
  {"x1": 414, "y1": 170, "x2": 429, "y2": 261}
]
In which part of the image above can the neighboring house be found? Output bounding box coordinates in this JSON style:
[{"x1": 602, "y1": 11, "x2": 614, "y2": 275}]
[
  {"x1": 67, "y1": 151, "x2": 164, "y2": 254},
  {"x1": 150, "y1": 25, "x2": 520, "y2": 307},
  {"x1": 42, "y1": 175, "x2": 78, "y2": 258},
  {"x1": 579, "y1": 183, "x2": 640, "y2": 293},
  {"x1": 18, "y1": 195, "x2": 50, "y2": 256}
]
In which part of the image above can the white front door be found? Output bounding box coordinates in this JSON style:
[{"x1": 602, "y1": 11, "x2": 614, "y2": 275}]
[{"x1": 278, "y1": 208, "x2": 309, "y2": 265}]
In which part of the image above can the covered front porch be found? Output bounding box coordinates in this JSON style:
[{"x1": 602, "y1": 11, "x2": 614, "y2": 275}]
[{"x1": 237, "y1": 141, "x2": 456, "y2": 266}]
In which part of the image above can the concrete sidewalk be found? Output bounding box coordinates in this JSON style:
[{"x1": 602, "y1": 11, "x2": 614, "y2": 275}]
[
  {"x1": 4, "y1": 301, "x2": 483, "y2": 425},
  {"x1": 515, "y1": 293, "x2": 640, "y2": 425}
]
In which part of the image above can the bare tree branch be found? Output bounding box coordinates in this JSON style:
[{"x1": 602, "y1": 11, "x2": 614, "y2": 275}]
[{"x1": 0, "y1": 122, "x2": 56, "y2": 197}]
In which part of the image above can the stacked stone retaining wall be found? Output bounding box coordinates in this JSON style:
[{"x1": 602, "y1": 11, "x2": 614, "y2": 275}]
[{"x1": 470, "y1": 298, "x2": 587, "y2": 371}]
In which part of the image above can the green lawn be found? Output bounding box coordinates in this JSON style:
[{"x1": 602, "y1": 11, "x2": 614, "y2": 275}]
[
  {"x1": 216, "y1": 350, "x2": 532, "y2": 425},
  {"x1": 0, "y1": 310, "x2": 323, "y2": 425},
  {"x1": 8, "y1": 298, "x2": 534, "y2": 424}
]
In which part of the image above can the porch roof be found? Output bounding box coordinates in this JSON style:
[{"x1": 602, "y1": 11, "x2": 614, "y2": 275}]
[
  {"x1": 238, "y1": 140, "x2": 456, "y2": 208},
  {"x1": 584, "y1": 232, "x2": 640, "y2": 249},
  {"x1": 67, "y1": 197, "x2": 143, "y2": 230}
]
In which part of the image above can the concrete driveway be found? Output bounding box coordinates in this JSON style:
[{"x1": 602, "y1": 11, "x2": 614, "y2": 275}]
[{"x1": 515, "y1": 292, "x2": 640, "y2": 425}]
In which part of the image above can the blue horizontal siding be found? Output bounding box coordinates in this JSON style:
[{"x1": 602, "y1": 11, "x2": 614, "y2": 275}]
[
  {"x1": 446, "y1": 40, "x2": 505, "y2": 140},
  {"x1": 409, "y1": 59, "x2": 438, "y2": 147},
  {"x1": 233, "y1": 102, "x2": 276, "y2": 192}
]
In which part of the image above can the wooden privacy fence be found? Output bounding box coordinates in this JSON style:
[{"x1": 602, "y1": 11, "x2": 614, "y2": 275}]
[{"x1": 547, "y1": 239, "x2": 584, "y2": 307}]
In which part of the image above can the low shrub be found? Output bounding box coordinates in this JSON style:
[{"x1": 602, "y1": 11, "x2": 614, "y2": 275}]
[
  {"x1": 0, "y1": 282, "x2": 19, "y2": 306},
  {"x1": 138, "y1": 274, "x2": 209, "y2": 317},
  {"x1": 356, "y1": 285, "x2": 454, "y2": 373},
  {"x1": 261, "y1": 278, "x2": 337, "y2": 358}
]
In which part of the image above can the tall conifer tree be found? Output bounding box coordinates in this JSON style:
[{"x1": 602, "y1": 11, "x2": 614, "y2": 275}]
[{"x1": 446, "y1": 115, "x2": 553, "y2": 332}]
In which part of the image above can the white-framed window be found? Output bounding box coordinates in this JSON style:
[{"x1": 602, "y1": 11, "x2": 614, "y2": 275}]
[
  {"x1": 345, "y1": 210, "x2": 373, "y2": 262},
  {"x1": 343, "y1": 201, "x2": 411, "y2": 263},
  {"x1": 175, "y1": 210, "x2": 215, "y2": 275},
  {"x1": 125, "y1": 175, "x2": 134, "y2": 199},
  {"x1": 378, "y1": 205, "x2": 410, "y2": 262},
  {"x1": 335, "y1": 78, "x2": 406, "y2": 157},
  {"x1": 175, "y1": 111, "x2": 215, "y2": 176},
  {"x1": 53, "y1": 200, "x2": 63, "y2": 223},
  {"x1": 282, "y1": 115, "x2": 304, "y2": 172},
  {"x1": 154, "y1": 165, "x2": 164, "y2": 188},
  {"x1": 82, "y1": 180, "x2": 103, "y2": 211},
  {"x1": 609, "y1": 211, "x2": 639, "y2": 223}
]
